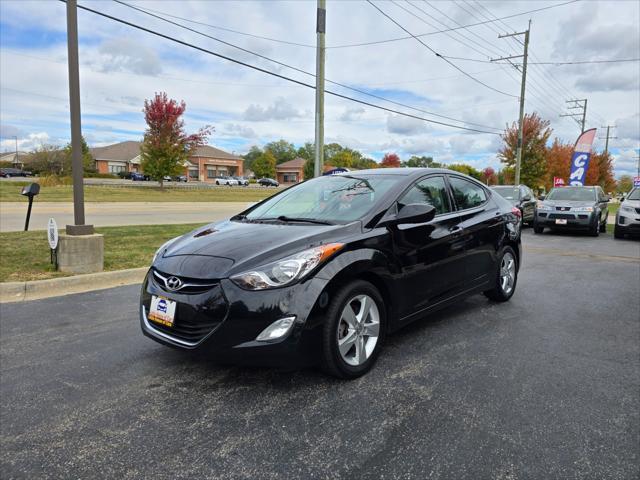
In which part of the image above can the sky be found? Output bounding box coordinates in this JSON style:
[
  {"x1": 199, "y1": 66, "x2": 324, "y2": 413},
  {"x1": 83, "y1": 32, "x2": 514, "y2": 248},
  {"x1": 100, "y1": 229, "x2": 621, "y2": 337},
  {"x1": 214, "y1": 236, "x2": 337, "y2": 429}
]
[{"x1": 1, "y1": 0, "x2": 639, "y2": 177}]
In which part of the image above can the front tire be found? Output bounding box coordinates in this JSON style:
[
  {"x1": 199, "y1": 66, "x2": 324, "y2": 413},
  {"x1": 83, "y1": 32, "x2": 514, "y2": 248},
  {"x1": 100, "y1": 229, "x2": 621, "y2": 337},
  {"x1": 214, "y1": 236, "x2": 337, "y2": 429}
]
[
  {"x1": 589, "y1": 218, "x2": 600, "y2": 237},
  {"x1": 614, "y1": 224, "x2": 625, "y2": 239},
  {"x1": 321, "y1": 280, "x2": 386, "y2": 379},
  {"x1": 533, "y1": 223, "x2": 544, "y2": 234},
  {"x1": 484, "y1": 246, "x2": 518, "y2": 302}
]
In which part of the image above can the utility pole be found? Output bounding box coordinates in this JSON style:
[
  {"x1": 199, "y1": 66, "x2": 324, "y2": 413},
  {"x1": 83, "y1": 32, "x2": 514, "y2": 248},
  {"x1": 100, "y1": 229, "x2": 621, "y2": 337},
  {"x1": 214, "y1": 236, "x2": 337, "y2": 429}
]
[
  {"x1": 313, "y1": 0, "x2": 326, "y2": 178},
  {"x1": 561, "y1": 99, "x2": 588, "y2": 133},
  {"x1": 66, "y1": 0, "x2": 92, "y2": 235},
  {"x1": 491, "y1": 20, "x2": 530, "y2": 186},
  {"x1": 598, "y1": 125, "x2": 617, "y2": 156}
]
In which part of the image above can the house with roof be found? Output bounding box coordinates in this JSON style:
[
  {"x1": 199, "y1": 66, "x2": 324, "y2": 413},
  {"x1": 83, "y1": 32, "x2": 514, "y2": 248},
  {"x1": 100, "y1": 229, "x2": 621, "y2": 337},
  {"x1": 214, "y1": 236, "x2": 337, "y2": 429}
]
[
  {"x1": 90, "y1": 141, "x2": 243, "y2": 181},
  {"x1": 0, "y1": 151, "x2": 31, "y2": 169},
  {"x1": 275, "y1": 157, "x2": 306, "y2": 184}
]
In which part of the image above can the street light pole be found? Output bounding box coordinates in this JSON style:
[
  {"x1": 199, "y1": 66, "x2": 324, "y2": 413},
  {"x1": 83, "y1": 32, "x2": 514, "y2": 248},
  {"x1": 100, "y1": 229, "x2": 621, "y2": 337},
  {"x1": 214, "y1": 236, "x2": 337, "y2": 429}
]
[
  {"x1": 66, "y1": 0, "x2": 93, "y2": 235},
  {"x1": 313, "y1": 0, "x2": 326, "y2": 178}
]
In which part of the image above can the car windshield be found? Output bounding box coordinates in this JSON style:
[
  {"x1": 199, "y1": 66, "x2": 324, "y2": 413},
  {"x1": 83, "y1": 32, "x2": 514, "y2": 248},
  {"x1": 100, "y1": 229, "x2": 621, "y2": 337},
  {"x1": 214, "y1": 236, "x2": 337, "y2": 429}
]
[
  {"x1": 546, "y1": 187, "x2": 596, "y2": 201},
  {"x1": 244, "y1": 174, "x2": 398, "y2": 224},
  {"x1": 491, "y1": 187, "x2": 519, "y2": 200},
  {"x1": 627, "y1": 188, "x2": 640, "y2": 201}
]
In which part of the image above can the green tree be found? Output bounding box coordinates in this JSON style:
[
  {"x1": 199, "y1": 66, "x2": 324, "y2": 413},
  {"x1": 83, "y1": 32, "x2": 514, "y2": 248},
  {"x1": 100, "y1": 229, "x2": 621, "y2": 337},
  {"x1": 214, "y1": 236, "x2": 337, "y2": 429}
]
[
  {"x1": 63, "y1": 135, "x2": 95, "y2": 174},
  {"x1": 141, "y1": 92, "x2": 212, "y2": 189},
  {"x1": 402, "y1": 155, "x2": 441, "y2": 168},
  {"x1": 252, "y1": 151, "x2": 277, "y2": 179},
  {"x1": 498, "y1": 112, "x2": 552, "y2": 188},
  {"x1": 242, "y1": 145, "x2": 263, "y2": 173},
  {"x1": 352, "y1": 157, "x2": 378, "y2": 170},
  {"x1": 330, "y1": 150, "x2": 354, "y2": 168},
  {"x1": 448, "y1": 163, "x2": 482, "y2": 180},
  {"x1": 31, "y1": 144, "x2": 66, "y2": 175},
  {"x1": 297, "y1": 142, "x2": 315, "y2": 161},
  {"x1": 303, "y1": 158, "x2": 315, "y2": 180},
  {"x1": 616, "y1": 175, "x2": 633, "y2": 194},
  {"x1": 265, "y1": 139, "x2": 296, "y2": 164}
]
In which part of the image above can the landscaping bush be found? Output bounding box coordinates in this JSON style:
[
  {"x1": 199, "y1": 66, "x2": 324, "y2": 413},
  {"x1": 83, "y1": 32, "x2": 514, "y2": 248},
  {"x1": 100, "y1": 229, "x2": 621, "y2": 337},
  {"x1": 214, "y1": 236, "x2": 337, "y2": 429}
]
[{"x1": 38, "y1": 175, "x2": 73, "y2": 187}]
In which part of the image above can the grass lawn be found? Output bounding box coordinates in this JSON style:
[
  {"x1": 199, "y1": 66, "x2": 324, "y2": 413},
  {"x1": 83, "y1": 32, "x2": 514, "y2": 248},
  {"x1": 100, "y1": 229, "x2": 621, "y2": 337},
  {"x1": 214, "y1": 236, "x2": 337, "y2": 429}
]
[
  {"x1": 0, "y1": 182, "x2": 279, "y2": 203},
  {"x1": 0, "y1": 223, "x2": 204, "y2": 283}
]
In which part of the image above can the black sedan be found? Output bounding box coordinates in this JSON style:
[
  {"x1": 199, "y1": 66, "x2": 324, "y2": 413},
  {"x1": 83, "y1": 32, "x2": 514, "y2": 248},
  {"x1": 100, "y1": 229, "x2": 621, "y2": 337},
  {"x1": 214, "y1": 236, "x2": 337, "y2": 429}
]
[
  {"x1": 258, "y1": 177, "x2": 279, "y2": 187},
  {"x1": 140, "y1": 169, "x2": 522, "y2": 378},
  {"x1": 490, "y1": 185, "x2": 536, "y2": 225}
]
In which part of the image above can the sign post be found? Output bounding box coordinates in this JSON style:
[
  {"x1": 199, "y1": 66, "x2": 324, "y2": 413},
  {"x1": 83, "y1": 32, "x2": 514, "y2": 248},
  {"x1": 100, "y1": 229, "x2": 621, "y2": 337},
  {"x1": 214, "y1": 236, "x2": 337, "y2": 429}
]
[{"x1": 48, "y1": 218, "x2": 59, "y2": 269}]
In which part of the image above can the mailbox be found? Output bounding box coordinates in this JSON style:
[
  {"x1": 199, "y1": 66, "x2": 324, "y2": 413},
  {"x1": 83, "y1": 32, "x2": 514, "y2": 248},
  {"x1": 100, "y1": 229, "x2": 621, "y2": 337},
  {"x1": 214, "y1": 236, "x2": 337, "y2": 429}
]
[
  {"x1": 21, "y1": 183, "x2": 40, "y2": 197},
  {"x1": 21, "y1": 182, "x2": 40, "y2": 231}
]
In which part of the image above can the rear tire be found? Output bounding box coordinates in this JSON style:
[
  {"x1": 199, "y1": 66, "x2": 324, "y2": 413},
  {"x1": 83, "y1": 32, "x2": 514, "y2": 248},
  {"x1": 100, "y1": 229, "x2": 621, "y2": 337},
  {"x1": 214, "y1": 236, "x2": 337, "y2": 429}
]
[
  {"x1": 484, "y1": 246, "x2": 518, "y2": 302},
  {"x1": 321, "y1": 280, "x2": 386, "y2": 379}
]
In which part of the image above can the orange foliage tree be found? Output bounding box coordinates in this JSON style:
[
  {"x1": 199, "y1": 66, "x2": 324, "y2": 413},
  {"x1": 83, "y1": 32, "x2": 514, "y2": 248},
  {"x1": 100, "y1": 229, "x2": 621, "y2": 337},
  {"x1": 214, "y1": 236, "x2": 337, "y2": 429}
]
[
  {"x1": 498, "y1": 112, "x2": 552, "y2": 188},
  {"x1": 544, "y1": 139, "x2": 573, "y2": 191}
]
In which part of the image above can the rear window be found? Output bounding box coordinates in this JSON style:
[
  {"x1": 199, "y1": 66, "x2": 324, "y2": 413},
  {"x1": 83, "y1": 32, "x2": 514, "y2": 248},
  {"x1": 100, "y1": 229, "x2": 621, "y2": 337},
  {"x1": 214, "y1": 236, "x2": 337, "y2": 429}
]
[
  {"x1": 491, "y1": 187, "x2": 519, "y2": 200},
  {"x1": 449, "y1": 177, "x2": 487, "y2": 210}
]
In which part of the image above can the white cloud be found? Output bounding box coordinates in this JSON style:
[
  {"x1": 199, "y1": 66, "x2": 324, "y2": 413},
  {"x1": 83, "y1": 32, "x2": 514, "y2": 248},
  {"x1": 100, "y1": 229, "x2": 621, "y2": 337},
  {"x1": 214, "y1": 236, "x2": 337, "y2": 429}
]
[
  {"x1": 386, "y1": 114, "x2": 429, "y2": 135},
  {"x1": 243, "y1": 97, "x2": 305, "y2": 121}
]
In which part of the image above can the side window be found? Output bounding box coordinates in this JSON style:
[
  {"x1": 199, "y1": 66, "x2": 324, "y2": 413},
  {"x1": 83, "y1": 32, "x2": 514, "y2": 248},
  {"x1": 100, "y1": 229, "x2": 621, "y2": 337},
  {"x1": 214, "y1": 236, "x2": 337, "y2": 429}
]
[
  {"x1": 399, "y1": 176, "x2": 451, "y2": 215},
  {"x1": 448, "y1": 176, "x2": 487, "y2": 210}
]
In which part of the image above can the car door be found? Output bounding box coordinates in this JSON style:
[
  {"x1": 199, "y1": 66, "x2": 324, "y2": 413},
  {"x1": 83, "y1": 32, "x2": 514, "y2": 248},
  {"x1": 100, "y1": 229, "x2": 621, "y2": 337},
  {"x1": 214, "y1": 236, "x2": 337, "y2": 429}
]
[
  {"x1": 520, "y1": 186, "x2": 536, "y2": 221},
  {"x1": 597, "y1": 187, "x2": 609, "y2": 224},
  {"x1": 447, "y1": 175, "x2": 503, "y2": 289},
  {"x1": 391, "y1": 175, "x2": 467, "y2": 318}
]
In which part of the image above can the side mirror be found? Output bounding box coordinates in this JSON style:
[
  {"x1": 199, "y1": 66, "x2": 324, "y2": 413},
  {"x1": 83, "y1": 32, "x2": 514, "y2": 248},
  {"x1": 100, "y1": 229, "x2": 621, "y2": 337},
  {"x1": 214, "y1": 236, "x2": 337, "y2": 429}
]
[
  {"x1": 538, "y1": 194, "x2": 546, "y2": 201},
  {"x1": 395, "y1": 203, "x2": 436, "y2": 225},
  {"x1": 522, "y1": 194, "x2": 532, "y2": 201},
  {"x1": 620, "y1": 197, "x2": 625, "y2": 203}
]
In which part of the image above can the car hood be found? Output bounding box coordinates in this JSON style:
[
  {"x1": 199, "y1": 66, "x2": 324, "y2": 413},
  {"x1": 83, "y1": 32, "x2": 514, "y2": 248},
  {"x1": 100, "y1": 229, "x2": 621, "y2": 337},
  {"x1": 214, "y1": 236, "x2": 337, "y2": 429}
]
[{"x1": 153, "y1": 219, "x2": 361, "y2": 279}]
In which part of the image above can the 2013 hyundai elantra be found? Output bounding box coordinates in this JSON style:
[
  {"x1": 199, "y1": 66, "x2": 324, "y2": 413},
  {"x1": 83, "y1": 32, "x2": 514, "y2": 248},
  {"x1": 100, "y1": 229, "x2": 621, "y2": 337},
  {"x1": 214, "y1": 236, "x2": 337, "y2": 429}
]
[{"x1": 140, "y1": 168, "x2": 521, "y2": 378}]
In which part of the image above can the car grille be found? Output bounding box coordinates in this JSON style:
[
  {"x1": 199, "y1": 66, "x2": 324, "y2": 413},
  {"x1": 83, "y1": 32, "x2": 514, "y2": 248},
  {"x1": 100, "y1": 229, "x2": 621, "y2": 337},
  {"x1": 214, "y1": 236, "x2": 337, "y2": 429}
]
[
  {"x1": 152, "y1": 269, "x2": 218, "y2": 295},
  {"x1": 555, "y1": 206, "x2": 572, "y2": 211},
  {"x1": 148, "y1": 303, "x2": 225, "y2": 344}
]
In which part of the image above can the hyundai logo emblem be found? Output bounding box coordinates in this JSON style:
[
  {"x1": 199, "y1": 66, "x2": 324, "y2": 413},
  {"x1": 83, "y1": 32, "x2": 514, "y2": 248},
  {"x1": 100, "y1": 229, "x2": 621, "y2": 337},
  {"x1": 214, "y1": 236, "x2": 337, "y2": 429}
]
[{"x1": 165, "y1": 276, "x2": 183, "y2": 291}]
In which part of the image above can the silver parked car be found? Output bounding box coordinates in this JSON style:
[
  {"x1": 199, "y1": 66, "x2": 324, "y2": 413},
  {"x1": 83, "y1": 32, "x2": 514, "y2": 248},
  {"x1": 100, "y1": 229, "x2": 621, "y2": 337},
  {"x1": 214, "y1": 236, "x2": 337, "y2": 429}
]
[
  {"x1": 534, "y1": 186, "x2": 609, "y2": 237},
  {"x1": 614, "y1": 187, "x2": 640, "y2": 239}
]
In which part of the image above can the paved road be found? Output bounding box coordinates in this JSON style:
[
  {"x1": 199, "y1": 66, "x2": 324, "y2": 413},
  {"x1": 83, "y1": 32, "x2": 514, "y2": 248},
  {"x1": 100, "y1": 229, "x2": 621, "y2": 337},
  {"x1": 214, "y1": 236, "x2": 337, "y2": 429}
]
[
  {"x1": 0, "y1": 202, "x2": 248, "y2": 232},
  {"x1": 1, "y1": 231, "x2": 639, "y2": 479}
]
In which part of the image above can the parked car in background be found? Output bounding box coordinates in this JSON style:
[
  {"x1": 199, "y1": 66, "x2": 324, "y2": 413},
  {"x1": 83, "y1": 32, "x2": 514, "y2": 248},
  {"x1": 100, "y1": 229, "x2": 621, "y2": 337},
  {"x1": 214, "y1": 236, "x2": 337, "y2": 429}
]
[
  {"x1": 131, "y1": 172, "x2": 148, "y2": 181},
  {"x1": 614, "y1": 187, "x2": 640, "y2": 239},
  {"x1": 214, "y1": 176, "x2": 238, "y2": 186},
  {"x1": 258, "y1": 177, "x2": 279, "y2": 187},
  {"x1": 173, "y1": 175, "x2": 188, "y2": 182},
  {"x1": 117, "y1": 171, "x2": 135, "y2": 180},
  {"x1": 490, "y1": 185, "x2": 536, "y2": 225},
  {"x1": 534, "y1": 186, "x2": 609, "y2": 236},
  {"x1": 0, "y1": 168, "x2": 32, "y2": 177},
  {"x1": 233, "y1": 176, "x2": 249, "y2": 186},
  {"x1": 140, "y1": 169, "x2": 521, "y2": 378}
]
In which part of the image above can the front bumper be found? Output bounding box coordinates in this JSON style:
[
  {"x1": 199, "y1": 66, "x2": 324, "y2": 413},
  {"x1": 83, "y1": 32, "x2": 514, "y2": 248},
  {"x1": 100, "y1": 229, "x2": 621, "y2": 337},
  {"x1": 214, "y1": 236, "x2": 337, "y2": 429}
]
[
  {"x1": 535, "y1": 210, "x2": 595, "y2": 229},
  {"x1": 139, "y1": 269, "x2": 328, "y2": 367},
  {"x1": 616, "y1": 208, "x2": 640, "y2": 233}
]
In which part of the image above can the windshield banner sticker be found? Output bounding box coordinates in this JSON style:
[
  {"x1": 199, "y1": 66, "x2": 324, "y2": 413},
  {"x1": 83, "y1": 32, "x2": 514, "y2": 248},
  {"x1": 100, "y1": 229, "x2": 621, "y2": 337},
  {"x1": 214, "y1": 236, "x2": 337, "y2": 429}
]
[{"x1": 568, "y1": 128, "x2": 597, "y2": 186}]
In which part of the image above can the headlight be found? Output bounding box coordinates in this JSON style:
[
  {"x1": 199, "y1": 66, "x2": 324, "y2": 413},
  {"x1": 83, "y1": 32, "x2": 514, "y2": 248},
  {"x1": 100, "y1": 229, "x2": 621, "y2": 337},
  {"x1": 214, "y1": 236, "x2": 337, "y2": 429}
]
[
  {"x1": 152, "y1": 237, "x2": 179, "y2": 263},
  {"x1": 230, "y1": 243, "x2": 344, "y2": 290},
  {"x1": 572, "y1": 206, "x2": 594, "y2": 212},
  {"x1": 621, "y1": 205, "x2": 635, "y2": 213},
  {"x1": 537, "y1": 202, "x2": 551, "y2": 210}
]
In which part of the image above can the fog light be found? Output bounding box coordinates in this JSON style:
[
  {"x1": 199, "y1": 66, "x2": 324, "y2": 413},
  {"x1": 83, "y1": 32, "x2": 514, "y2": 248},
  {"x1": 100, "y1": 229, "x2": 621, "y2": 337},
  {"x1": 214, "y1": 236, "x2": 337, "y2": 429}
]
[{"x1": 256, "y1": 316, "x2": 296, "y2": 342}]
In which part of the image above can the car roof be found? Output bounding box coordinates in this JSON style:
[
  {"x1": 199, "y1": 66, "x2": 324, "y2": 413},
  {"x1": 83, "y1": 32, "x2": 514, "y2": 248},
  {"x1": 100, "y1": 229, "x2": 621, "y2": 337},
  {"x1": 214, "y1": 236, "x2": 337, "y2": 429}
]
[{"x1": 339, "y1": 167, "x2": 472, "y2": 178}]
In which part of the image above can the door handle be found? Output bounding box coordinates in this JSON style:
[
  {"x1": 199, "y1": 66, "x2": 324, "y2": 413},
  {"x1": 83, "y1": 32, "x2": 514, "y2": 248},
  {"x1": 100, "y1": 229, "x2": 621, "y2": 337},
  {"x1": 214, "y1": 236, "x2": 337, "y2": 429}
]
[{"x1": 449, "y1": 225, "x2": 463, "y2": 235}]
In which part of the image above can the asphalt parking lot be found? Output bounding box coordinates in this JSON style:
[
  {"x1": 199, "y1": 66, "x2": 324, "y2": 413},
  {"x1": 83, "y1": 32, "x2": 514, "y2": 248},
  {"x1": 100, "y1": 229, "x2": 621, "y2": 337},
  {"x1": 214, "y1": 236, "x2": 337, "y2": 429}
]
[{"x1": 1, "y1": 230, "x2": 638, "y2": 479}]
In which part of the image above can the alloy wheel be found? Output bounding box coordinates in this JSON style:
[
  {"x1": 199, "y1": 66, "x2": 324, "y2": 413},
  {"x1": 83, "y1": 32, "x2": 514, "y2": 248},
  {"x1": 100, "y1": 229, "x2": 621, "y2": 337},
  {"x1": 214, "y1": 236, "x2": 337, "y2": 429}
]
[
  {"x1": 337, "y1": 294, "x2": 380, "y2": 367},
  {"x1": 500, "y1": 252, "x2": 516, "y2": 295}
]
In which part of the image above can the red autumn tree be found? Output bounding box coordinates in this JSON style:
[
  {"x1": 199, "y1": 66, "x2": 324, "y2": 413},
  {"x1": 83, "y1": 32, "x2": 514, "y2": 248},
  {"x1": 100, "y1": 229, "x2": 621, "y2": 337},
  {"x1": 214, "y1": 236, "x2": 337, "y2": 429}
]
[
  {"x1": 141, "y1": 92, "x2": 213, "y2": 188},
  {"x1": 481, "y1": 167, "x2": 497, "y2": 185},
  {"x1": 544, "y1": 138, "x2": 573, "y2": 191},
  {"x1": 591, "y1": 151, "x2": 616, "y2": 192},
  {"x1": 380, "y1": 152, "x2": 401, "y2": 168}
]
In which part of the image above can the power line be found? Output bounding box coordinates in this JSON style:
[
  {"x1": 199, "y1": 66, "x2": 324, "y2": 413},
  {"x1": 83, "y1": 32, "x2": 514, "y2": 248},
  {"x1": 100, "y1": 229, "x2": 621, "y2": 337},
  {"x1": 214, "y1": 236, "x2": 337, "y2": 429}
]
[
  {"x1": 365, "y1": 0, "x2": 519, "y2": 98},
  {"x1": 113, "y1": 0, "x2": 502, "y2": 132},
  {"x1": 439, "y1": 55, "x2": 640, "y2": 65},
  {"x1": 326, "y1": 0, "x2": 580, "y2": 49},
  {"x1": 68, "y1": 1, "x2": 501, "y2": 135}
]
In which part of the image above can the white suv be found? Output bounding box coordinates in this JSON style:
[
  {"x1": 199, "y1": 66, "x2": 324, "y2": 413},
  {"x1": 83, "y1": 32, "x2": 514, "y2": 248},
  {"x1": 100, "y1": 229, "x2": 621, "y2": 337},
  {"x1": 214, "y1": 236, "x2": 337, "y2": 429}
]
[{"x1": 214, "y1": 176, "x2": 239, "y2": 186}]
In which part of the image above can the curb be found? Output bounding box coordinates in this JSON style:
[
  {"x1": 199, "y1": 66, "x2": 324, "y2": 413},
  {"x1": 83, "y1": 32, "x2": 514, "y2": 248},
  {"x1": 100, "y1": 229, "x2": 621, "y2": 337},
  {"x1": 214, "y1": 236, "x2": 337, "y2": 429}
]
[{"x1": 0, "y1": 267, "x2": 148, "y2": 303}]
